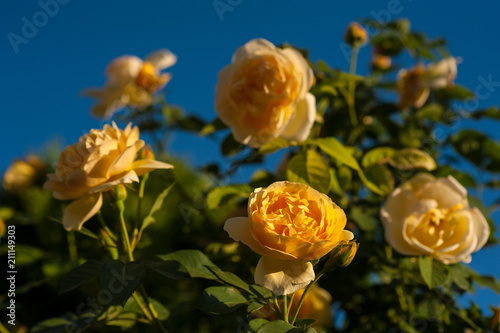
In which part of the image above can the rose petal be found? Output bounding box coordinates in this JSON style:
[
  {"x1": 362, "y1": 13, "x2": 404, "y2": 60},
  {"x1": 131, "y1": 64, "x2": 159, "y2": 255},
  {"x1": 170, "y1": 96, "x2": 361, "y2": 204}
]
[
  {"x1": 107, "y1": 142, "x2": 144, "y2": 178},
  {"x1": 254, "y1": 256, "x2": 314, "y2": 295},
  {"x1": 63, "y1": 193, "x2": 103, "y2": 231},
  {"x1": 224, "y1": 217, "x2": 297, "y2": 260},
  {"x1": 280, "y1": 93, "x2": 316, "y2": 142},
  {"x1": 232, "y1": 38, "x2": 276, "y2": 62},
  {"x1": 88, "y1": 170, "x2": 139, "y2": 194},
  {"x1": 145, "y1": 49, "x2": 177, "y2": 70},
  {"x1": 418, "y1": 176, "x2": 467, "y2": 209},
  {"x1": 131, "y1": 159, "x2": 174, "y2": 176}
]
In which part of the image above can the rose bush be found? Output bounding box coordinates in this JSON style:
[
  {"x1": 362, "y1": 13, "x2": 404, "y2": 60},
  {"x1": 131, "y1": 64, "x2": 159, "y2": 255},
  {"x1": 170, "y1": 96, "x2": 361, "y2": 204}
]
[
  {"x1": 44, "y1": 122, "x2": 173, "y2": 230},
  {"x1": 215, "y1": 38, "x2": 316, "y2": 147},
  {"x1": 380, "y1": 173, "x2": 490, "y2": 264},
  {"x1": 224, "y1": 181, "x2": 353, "y2": 295}
]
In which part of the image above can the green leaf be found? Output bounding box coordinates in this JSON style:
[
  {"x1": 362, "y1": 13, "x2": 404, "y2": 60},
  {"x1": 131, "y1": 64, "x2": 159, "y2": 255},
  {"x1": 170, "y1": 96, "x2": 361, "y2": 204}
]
[
  {"x1": 293, "y1": 318, "x2": 318, "y2": 328},
  {"x1": 472, "y1": 275, "x2": 500, "y2": 294},
  {"x1": 104, "y1": 312, "x2": 137, "y2": 329},
  {"x1": 361, "y1": 147, "x2": 396, "y2": 168},
  {"x1": 350, "y1": 206, "x2": 376, "y2": 232},
  {"x1": 310, "y1": 137, "x2": 360, "y2": 170},
  {"x1": 416, "y1": 103, "x2": 444, "y2": 122},
  {"x1": 158, "y1": 250, "x2": 217, "y2": 280},
  {"x1": 389, "y1": 148, "x2": 437, "y2": 171},
  {"x1": 0, "y1": 244, "x2": 44, "y2": 266},
  {"x1": 221, "y1": 133, "x2": 244, "y2": 156},
  {"x1": 287, "y1": 149, "x2": 331, "y2": 194},
  {"x1": 59, "y1": 260, "x2": 104, "y2": 294},
  {"x1": 471, "y1": 106, "x2": 500, "y2": 120},
  {"x1": 256, "y1": 320, "x2": 296, "y2": 332},
  {"x1": 419, "y1": 256, "x2": 433, "y2": 289},
  {"x1": 177, "y1": 115, "x2": 206, "y2": 132},
  {"x1": 418, "y1": 256, "x2": 450, "y2": 289},
  {"x1": 310, "y1": 137, "x2": 386, "y2": 195},
  {"x1": 362, "y1": 165, "x2": 394, "y2": 195},
  {"x1": 199, "y1": 286, "x2": 248, "y2": 314},
  {"x1": 206, "y1": 184, "x2": 252, "y2": 210},
  {"x1": 259, "y1": 137, "x2": 293, "y2": 154},
  {"x1": 451, "y1": 264, "x2": 474, "y2": 292},
  {"x1": 31, "y1": 313, "x2": 94, "y2": 333},
  {"x1": 146, "y1": 260, "x2": 189, "y2": 280},
  {"x1": 98, "y1": 261, "x2": 146, "y2": 306},
  {"x1": 200, "y1": 118, "x2": 227, "y2": 136},
  {"x1": 141, "y1": 182, "x2": 175, "y2": 231},
  {"x1": 248, "y1": 319, "x2": 269, "y2": 331},
  {"x1": 443, "y1": 85, "x2": 475, "y2": 100}
]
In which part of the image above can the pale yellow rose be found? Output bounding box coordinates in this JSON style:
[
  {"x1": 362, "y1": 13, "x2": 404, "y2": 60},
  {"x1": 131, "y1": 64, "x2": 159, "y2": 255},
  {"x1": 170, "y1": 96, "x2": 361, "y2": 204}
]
[
  {"x1": 3, "y1": 155, "x2": 44, "y2": 193},
  {"x1": 380, "y1": 173, "x2": 489, "y2": 264},
  {"x1": 397, "y1": 57, "x2": 457, "y2": 108},
  {"x1": 224, "y1": 181, "x2": 353, "y2": 295},
  {"x1": 44, "y1": 122, "x2": 173, "y2": 231},
  {"x1": 215, "y1": 39, "x2": 316, "y2": 148},
  {"x1": 84, "y1": 49, "x2": 177, "y2": 118}
]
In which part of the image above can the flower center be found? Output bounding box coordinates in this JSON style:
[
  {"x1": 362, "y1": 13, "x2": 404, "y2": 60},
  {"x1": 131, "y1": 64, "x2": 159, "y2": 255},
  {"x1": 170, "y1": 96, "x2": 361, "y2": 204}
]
[{"x1": 136, "y1": 62, "x2": 168, "y2": 92}]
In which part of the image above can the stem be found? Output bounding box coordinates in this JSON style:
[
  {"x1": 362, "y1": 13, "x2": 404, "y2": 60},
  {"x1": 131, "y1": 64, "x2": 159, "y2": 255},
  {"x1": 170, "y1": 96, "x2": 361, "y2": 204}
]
[
  {"x1": 116, "y1": 197, "x2": 167, "y2": 332},
  {"x1": 272, "y1": 296, "x2": 282, "y2": 319},
  {"x1": 132, "y1": 173, "x2": 149, "y2": 250},
  {"x1": 140, "y1": 285, "x2": 169, "y2": 333},
  {"x1": 282, "y1": 295, "x2": 289, "y2": 323},
  {"x1": 348, "y1": 46, "x2": 360, "y2": 127},
  {"x1": 97, "y1": 211, "x2": 118, "y2": 242},
  {"x1": 117, "y1": 201, "x2": 134, "y2": 262},
  {"x1": 291, "y1": 274, "x2": 323, "y2": 325},
  {"x1": 133, "y1": 293, "x2": 153, "y2": 321},
  {"x1": 67, "y1": 231, "x2": 78, "y2": 265}
]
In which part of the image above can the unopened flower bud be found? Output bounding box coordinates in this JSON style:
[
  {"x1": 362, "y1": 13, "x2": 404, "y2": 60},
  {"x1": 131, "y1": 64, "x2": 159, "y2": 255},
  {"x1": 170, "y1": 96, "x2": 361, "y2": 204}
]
[
  {"x1": 344, "y1": 22, "x2": 368, "y2": 47},
  {"x1": 141, "y1": 145, "x2": 155, "y2": 160},
  {"x1": 371, "y1": 53, "x2": 392, "y2": 71},
  {"x1": 113, "y1": 184, "x2": 128, "y2": 202},
  {"x1": 322, "y1": 240, "x2": 359, "y2": 273}
]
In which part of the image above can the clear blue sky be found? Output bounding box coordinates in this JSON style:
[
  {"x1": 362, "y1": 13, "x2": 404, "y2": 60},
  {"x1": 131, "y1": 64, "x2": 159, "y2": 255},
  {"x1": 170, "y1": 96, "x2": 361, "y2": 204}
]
[{"x1": 1, "y1": 0, "x2": 499, "y2": 311}]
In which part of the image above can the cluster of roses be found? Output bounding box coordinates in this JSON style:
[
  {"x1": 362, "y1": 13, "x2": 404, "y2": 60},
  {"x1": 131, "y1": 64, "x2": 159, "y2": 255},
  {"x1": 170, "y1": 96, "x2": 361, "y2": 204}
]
[{"x1": 3, "y1": 22, "x2": 489, "y2": 327}]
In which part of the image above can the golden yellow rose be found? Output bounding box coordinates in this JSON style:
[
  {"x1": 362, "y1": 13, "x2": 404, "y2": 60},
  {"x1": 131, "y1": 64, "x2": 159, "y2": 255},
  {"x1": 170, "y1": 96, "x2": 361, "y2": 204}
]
[
  {"x1": 381, "y1": 173, "x2": 489, "y2": 264},
  {"x1": 215, "y1": 38, "x2": 316, "y2": 148},
  {"x1": 3, "y1": 155, "x2": 44, "y2": 193},
  {"x1": 224, "y1": 181, "x2": 353, "y2": 295},
  {"x1": 44, "y1": 122, "x2": 173, "y2": 231},
  {"x1": 83, "y1": 49, "x2": 177, "y2": 118},
  {"x1": 397, "y1": 57, "x2": 457, "y2": 108}
]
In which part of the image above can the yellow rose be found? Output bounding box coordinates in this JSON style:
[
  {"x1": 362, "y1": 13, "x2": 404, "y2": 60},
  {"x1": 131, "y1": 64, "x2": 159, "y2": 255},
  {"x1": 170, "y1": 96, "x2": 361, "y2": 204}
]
[
  {"x1": 44, "y1": 122, "x2": 173, "y2": 231},
  {"x1": 381, "y1": 173, "x2": 489, "y2": 264},
  {"x1": 3, "y1": 155, "x2": 44, "y2": 193},
  {"x1": 215, "y1": 39, "x2": 316, "y2": 148},
  {"x1": 224, "y1": 181, "x2": 353, "y2": 295},
  {"x1": 83, "y1": 49, "x2": 177, "y2": 118},
  {"x1": 397, "y1": 57, "x2": 457, "y2": 108}
]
